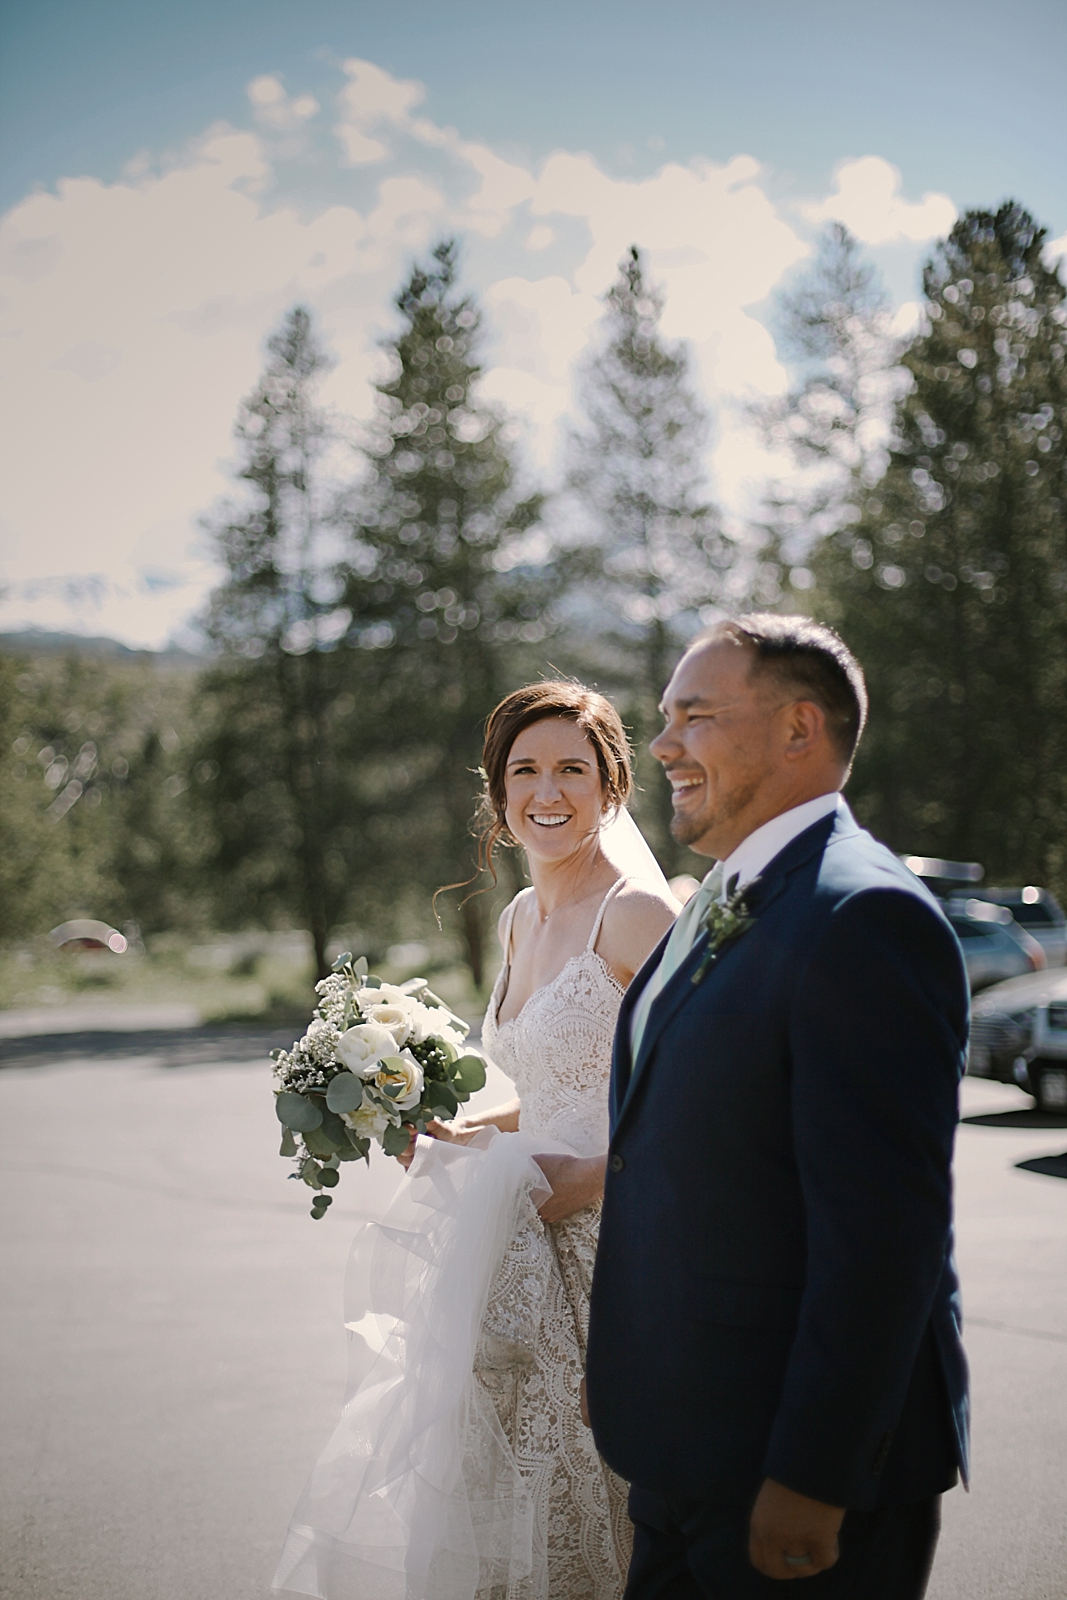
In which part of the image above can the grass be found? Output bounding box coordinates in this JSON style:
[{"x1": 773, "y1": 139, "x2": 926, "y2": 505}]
[{"x1": 0, "y1": 930, "x2": 494, "y2": 1031}]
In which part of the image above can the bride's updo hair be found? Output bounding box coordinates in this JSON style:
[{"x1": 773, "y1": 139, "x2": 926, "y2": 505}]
[{"x1": 477, "y1": 681, "x2": 633, "y2": 877}]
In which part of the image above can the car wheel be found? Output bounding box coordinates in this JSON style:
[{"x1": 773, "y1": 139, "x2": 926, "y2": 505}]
[{"x1": 1030, "y1": 1062, "x2": 1067, "y2": 1114}]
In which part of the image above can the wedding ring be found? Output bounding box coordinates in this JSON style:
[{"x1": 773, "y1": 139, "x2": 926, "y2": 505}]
[{"x1": 783, "y1": 1554, "x2": 813, "y2": 1567}]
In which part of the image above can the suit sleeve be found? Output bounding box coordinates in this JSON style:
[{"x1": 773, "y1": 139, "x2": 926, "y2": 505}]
[{"x1": 761, "y1": 887, "x2": 968, "y2": 1506}]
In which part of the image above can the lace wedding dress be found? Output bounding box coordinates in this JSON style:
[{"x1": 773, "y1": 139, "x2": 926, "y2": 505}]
[
  {"x1": 273, "y1": 871, "x2": 645, "y2": 1600},
  {"x1": 476, "y1": 881, "x2": 633, "y2": 1600}
]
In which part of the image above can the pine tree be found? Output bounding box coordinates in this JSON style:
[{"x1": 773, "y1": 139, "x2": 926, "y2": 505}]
[
  {"x1": 561, "y1": 247, "x2": 728, "y2": 865},
  {"x1": 813, "y1": 203, "x2": 1067, "y2": 896},
  {"x1": 195, "y1": 307, "x2": 361, "y2": 978},
  {"x1": 341, "y1": 241, "x2": 550, "y2": 984},
  {"x1": 757, "y1": 224, "x2": 904, "y2": 601}
]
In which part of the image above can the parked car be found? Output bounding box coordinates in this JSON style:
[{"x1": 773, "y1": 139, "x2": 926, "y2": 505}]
[
  {"x1": 944, "y1": 898, "x2": 1047, "y2": 992},
  {"x1": 968, "y1": 969, "x2": 1067, "y2": 1112},
  {"x1": 966, "y1": 886, "x2": 1067, "y2": 968}
]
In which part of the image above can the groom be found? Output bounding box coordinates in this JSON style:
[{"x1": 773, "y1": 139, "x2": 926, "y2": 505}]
[{"x1": 586, "y1": 615, "x2": 969, "y2": 1597}]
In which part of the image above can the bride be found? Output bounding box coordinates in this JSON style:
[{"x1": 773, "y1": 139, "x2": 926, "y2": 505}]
[{"x1": 273, "y1": 681, "x2": 678, "y2": 1600}]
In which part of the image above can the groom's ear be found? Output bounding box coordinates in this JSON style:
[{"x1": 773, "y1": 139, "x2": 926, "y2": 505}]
[{"x1": 780, "y1": 698, "x2": 828, "y2": 761}]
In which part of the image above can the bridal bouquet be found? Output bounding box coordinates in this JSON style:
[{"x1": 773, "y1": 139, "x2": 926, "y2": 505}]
[{"x1": 271, "y1": 953, "x2": 486, "y2": 1218}]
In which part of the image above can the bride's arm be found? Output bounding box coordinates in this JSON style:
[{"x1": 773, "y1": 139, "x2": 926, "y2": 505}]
[
  {"x1": 447, "y1": 1097, "x2": 521, "y2": 1134},
  {"x1": 395, "y1": 1099, "x2": 521, "y2": 1168},
  {"x1": 534, "y1": 1153, "x2": 606, "y2": 1222}
]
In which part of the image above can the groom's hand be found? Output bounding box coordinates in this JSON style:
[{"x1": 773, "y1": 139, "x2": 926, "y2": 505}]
[{"x1": 748, "y1": 1479, "x2": 844, "y2": 1580}]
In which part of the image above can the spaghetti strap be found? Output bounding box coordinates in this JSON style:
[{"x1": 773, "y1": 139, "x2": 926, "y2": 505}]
[
  {"x1": 586, "y1": 878, "x2": 626, "y2": 953},
  {"x1": 502, "y1": 889, "x2": 530, "y2": 964}
]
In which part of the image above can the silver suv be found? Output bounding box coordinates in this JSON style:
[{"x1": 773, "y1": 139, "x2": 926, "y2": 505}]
[
  {"x1": 944, "y1": 898, "x2": 1047, "y2": 992},
  {"x1": 967, "y1": 887, "x2": 1066, "y2": 968},
  {"x1": 968, "y1": 969, "x2": 1067, "y2": 1113}
]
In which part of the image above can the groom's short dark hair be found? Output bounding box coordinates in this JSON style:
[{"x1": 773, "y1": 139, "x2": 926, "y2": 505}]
[{"x1": 702, "y1": 613, "x2": 868, "y2": 763}]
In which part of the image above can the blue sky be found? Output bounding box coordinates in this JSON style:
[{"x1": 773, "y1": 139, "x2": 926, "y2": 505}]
[{"x1": 2, "y1": 0, "x2": 1064, "y2": 646}]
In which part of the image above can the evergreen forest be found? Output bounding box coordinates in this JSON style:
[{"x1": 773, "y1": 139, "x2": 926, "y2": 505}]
[{"x1": 3, "y1": 205, "x2": 1065, "y2": 1008}]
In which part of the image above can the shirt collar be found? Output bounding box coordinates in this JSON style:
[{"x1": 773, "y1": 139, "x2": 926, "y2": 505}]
[{"x1": 718, "y1": 792, "x2": 842, "y2": 899}]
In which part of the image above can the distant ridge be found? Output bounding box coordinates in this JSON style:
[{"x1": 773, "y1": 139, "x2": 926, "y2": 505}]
[{"x1": 0, "y1": 628, "x2": 202, "y2": 665}]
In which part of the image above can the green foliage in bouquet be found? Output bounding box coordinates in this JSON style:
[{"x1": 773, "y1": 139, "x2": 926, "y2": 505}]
[{"x1": 271, "y1": 952, "x2": 485, "y2": 1218}]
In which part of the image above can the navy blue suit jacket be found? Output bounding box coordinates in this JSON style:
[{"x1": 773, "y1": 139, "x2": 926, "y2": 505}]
[{"x1": 586, "y1": 805, "x2": 970, "y2": 1510}]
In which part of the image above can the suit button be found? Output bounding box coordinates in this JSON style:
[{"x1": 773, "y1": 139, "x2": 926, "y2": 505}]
[{"x1": 609, "y1": 1154, "x2": 625, "y2": 1173}]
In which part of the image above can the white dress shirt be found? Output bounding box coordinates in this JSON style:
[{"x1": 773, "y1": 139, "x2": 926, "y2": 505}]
[
  {"x1": 718, "y1": 791, "x2": 843, "y2": 899},
  {"x1": 629, "y1": 792, "x2": 842, "y2": 1057}
]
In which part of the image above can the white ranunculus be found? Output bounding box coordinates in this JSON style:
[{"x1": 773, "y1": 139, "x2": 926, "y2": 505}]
[
  {"x1": 403, "y1": 1002, "x2": 448, "y2": 1045},
  {"x1": 363, "y1": 1002, "x2": 412, "y2": 1045},
  {"x1": 343, "y1": 1100, "x2": 398, "y2": 1140},
  {"x1": 336, "y1": 1022, "x2": 400, "y2": 1076},
  {"x1": 373, "y1": 1049, "x2": 425, "y2": 1112}
]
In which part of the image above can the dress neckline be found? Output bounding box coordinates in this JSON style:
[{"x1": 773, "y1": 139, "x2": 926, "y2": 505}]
[{"x1": 491, "y1": 879, "x2": 626, "y2": 1032}]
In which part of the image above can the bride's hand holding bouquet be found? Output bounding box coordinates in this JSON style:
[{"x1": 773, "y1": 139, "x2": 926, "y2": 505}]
[{"x1": 271, "y1": 953, "x2": 486, "y2": 1217}]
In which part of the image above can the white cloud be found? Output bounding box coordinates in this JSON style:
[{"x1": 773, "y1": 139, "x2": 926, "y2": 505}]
[
  {"x1": 0, "y1": 57, "x2": 953, "y2": 647},
  {"x1": 247, "y1": 75, "x2": 320, "y2": 132},
  {"x1": 1043, "y1": 228, "x2": 1067, "y2": 273},
  {"x1": 891, "y1": 300, "x2": 925, "y2": 339},
  {"x1": 803, "y1": 156, "x2": 957, "y2": 245},
  {"x1": 333, "y1": 57, "x2": 423, "y2": 165}
]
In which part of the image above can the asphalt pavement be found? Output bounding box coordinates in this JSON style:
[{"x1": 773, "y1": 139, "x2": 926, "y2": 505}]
[{"x1": 1, "y1": 1029, "x2": 1064, "y2": 1600}]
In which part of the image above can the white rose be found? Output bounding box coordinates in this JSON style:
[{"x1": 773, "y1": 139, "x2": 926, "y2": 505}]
[
  {"x1": 363, "y1": 1002, "x2": 412, "y2": 1046},
  {"x1": 343, "y1": 1101, "x2": 397, "y2": 1140},
  {"x1": 336, "y1": 1022, "x2": 400, "y2": 1076},
  {"x1": 355, "y1": 983, "x2": 408, "y2": 1009},
  {"x1": 373, "y1": 1049, "x2": 425, "y2": 1112}
]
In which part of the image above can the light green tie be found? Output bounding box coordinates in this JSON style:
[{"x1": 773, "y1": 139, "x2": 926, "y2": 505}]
[{"x1": 629, "y1": 862, "x2": 724, "y2": 1064}]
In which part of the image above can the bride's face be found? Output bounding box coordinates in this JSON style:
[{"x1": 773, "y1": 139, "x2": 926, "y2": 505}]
[{"x1": 504, "y1": 717, "x2": 606, "y2": 863}]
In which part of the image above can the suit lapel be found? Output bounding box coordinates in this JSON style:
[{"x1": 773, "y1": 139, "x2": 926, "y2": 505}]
[{"x1": 615, "y1": 806, "x2": 857, "y2": 1130}]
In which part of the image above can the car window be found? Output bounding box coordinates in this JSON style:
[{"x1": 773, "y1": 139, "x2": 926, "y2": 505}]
[
  {"x1": 1010, "y1": 903, "x2": 1057, "y2": 926},
  {"x1": 949, "y1": 917, "x2": 994, "y2": 941}
]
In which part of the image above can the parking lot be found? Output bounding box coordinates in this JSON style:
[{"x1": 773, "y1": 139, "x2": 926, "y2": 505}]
[{"x1": 1, "y1": 1034, "x2": 1064, "y2": 1600}]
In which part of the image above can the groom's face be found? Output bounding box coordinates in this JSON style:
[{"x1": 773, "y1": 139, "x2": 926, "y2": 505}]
[{"x1": 651, "y1": 638, "x2": 781, "y2": 857}]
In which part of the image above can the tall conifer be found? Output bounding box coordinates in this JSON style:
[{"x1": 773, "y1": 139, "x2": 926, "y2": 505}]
[
  {"x1": 562, "y1": 247, "x2": 727, "y2": 864},
  {"x1": 814, "y1": 204, "x2": 1067, "y2": 893},
  {"x1": 195, "y1": 307, "x2": 358, "y2": 978},
  {"x1": 342, "y1": 242, "x2": 550, "y2": 983}
]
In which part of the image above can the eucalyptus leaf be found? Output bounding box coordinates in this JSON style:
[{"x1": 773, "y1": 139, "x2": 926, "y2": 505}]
[
  {"x1": 452, "y1": 1055, "x2": 486, "y2": 1094},
  {"x1": 326, "y1": 1072, "x2": 364, "y2": 1114},
  {"x1": 275, "y1": 1091, "x2": 323, "y2": 1133},
  {"x1": 318, "y1": 1167, "x2": 340, "y2": 1188},
  {"x1": 303, "y1": 1123, "x2": 339, "y2": 1158},
  {"x1": 382, "y1": 1122, "x2": 413, "y2": 1158},
  {"x1": 319, "y1": 1106, "x2": 352, "y2": 1148},
  {"x1": 301, "y1": 1159, "x2": 323, "y2": 1190},
  {"x1": 354, "y1": 956, "x2": 369, "y2": 978},
  {"x1": 278, "y1": 1127, "x2": 297, "y2": 1158},
  {"x1": 332, "y1": 951, "x2": 353, "y2": 972},
  {"x1": 426, "y1": 1082, "x2": 459, "y2": 1117}
]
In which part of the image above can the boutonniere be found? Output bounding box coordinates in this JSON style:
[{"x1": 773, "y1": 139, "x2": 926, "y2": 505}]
[{"x1": 691, "y1": 878, "x2": 761, "y2": 985}]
